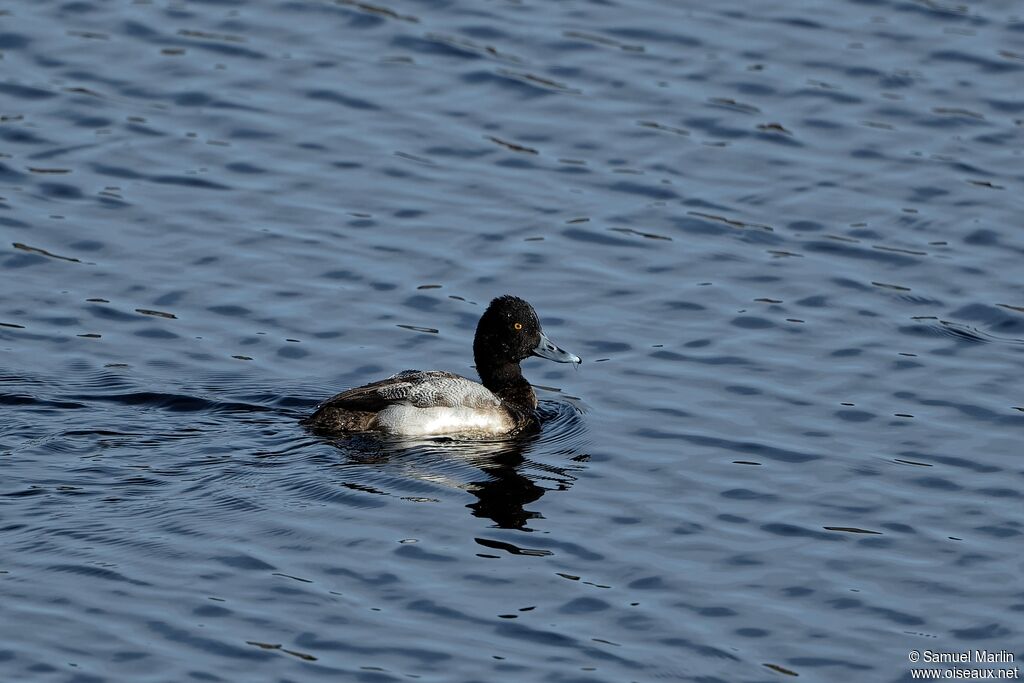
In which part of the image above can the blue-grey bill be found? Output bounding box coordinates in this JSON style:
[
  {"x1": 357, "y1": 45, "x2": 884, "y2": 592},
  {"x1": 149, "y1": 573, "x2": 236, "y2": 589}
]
[{"x1": 533, "y1": 329, "x2": 582, "y2": 364}]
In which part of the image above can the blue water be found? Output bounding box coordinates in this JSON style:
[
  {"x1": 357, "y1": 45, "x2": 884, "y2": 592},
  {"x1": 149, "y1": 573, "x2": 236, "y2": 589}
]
[{"x1": 2, "y1": 1, "x2": 1023, "y2": 681}]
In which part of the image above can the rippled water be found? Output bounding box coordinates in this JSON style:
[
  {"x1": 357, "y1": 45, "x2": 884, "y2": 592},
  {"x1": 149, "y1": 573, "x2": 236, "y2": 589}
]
[{"x1": 3, "y1": 1, "x2": 1023, "y2": 681}]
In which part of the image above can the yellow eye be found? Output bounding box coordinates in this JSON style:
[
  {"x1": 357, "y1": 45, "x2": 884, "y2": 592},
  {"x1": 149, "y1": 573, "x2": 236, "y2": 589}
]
[{"x1": 514, "y1": 322, "x2": 523, "y2": 330}]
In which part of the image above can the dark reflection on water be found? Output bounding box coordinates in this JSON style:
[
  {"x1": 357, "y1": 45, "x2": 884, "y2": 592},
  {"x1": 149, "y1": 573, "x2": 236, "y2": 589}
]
[
  {"x1": 3, "y1": 0, "x2": 1024, "y2": 680},
  {"x1": 308, "y1": 402, "x2": 587, "y2": 531}
]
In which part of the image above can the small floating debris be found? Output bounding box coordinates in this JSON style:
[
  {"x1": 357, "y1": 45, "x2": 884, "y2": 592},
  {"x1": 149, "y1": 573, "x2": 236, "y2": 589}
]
[
  {"x1": 393, "y1": 151, "x2": 435, "y2": 165},
  {"x1": 688, "y1": 211, "x2": 773, "y2": 231},
  {"x1": 332, "y1": 0, "x2": 419, "y2": 23},
  {"x1": 757, "y1": 122, "x2": 791, "y2": 134},
  {"x1": 708, "y1": 97, "x2": 761, "y2": 114},
  {"x1": 733, "y1": 460, "x2": 762, "y2": 466},
  {"x1": 823, "y1": 526, "x2": 882, "y2": 535},
  {"x1": 495, "y1": 69, "x2": 581, "y2": 94},
  {"x1": 967, "y1": 179, "x2": 1004, "y2": 189},
  {"x1": 396, "y1": 324, "x2": 438, "y2": 334},
  {"x1": 872, "y1": 244, "x2": 927, "y2": 256},
  {"x1": 636, "y1": 120, "x2": 690, "y2": 136},
  {"x1": 63, "y1": 86, "x2": 103, "y2": 97},
  {"x1": 12, "y1": 242, "x2": 81, "y2": 263},
  {"x1": 177, "y1": 29, "x2": 247, "y2": 43},
  {"x1": 807, "y1": 78, "x2": 839, "y2": 90},
  {"x1": 870, "y1": 281, "x2": 912, "y2": 291},
  {"x1": 485, "y1": 135, "x2": 538, "y2": 154},
  {"x1": 609, "y1": 227, "x2": 672, "y2": 241},
  {"x1": 27, "y1": 167, "x2": 71, "y2": 174},
  {"x1": 232, "y1": 355, "x2": 253, "y2": 361},
  {"x1": 416, "y1": 284, "x2": 442, "y2": 290},
  {"x1": 932, "y1": 107, "x2": 984, "y2": 119},
  {"x1": 77, "y1": 333, "x2": 101, "y2": 338},
  {"x1": 422, "y1": 32, "x2": 522, "y2": 62},
  {"x1": 67, "y1": 30, "x2": 109, "y2": 40},
  {"x1": 894, "y1": 458, "x2": 932, "y2": 467},
  {"x1": 272, "y1": 572, "x2": 313, "y2": 583},
  {"x1": 135, "y1": 308, "x2": 177, "y2": 319},
  {"x1": 592, "y1": 638, "x2": 621, "y2": 646},
  {"x1": 763, "y1": 662, "x2": 799, "y2": 676},
  {"x1": 245, "y1": 641, "x2": 317, "y2": 661},
  {"x1": 0, "y1": 321, "x2": 26, "y2": 329}
]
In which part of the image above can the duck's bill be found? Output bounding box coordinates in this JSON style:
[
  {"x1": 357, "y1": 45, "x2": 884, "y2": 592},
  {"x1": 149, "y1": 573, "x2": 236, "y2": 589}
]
[{"x1": 533, "y1": 330, "x2": 582, "y2": 364}]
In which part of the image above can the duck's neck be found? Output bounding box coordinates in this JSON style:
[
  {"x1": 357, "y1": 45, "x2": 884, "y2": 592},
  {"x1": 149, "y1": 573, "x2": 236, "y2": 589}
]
[{"x1": 476, "y1": 359, "x2": 537, "y2": 412}]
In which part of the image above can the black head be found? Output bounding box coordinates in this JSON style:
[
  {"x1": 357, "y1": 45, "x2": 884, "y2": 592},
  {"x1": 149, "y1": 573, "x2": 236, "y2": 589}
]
[{"x1": 473, "y1": 295, "x2": 581, "y2": 369}]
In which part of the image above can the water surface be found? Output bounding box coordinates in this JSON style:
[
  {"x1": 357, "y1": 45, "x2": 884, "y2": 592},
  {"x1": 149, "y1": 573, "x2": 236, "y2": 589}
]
[{"x1": 2, "y1": 1, "x2": 1023, "y2": 681}]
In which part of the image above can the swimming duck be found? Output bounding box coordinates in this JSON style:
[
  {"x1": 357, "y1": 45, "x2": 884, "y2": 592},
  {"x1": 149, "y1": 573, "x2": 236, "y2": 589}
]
[{"x1": 304, "y1": 295, "x2": 581, "y2": 436}]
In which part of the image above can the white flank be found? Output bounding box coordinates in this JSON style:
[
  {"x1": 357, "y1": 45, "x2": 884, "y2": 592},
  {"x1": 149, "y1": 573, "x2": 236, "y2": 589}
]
[{"x1": 376, "y1": 405, "x2": 512, "y2": 436}]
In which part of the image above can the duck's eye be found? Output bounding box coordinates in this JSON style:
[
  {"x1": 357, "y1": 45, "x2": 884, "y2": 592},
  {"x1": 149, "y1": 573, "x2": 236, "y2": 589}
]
[{"x1": 514, "y1": 322, "x2": 523, "y2": 331}]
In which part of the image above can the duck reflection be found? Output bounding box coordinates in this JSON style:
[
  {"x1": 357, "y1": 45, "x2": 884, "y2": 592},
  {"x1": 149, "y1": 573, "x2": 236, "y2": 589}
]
[
  {"x1": 315, "y1": 409, "x2": 586, "y2": 530},
  {"x1": 465, "y1": 446, "x2": 546, "y2": 529}
]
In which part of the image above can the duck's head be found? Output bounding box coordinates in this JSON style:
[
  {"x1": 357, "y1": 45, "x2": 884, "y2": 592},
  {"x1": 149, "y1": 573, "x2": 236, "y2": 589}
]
[{"x1": 473, "y1": 295, "x2": 582, "y2": 368}]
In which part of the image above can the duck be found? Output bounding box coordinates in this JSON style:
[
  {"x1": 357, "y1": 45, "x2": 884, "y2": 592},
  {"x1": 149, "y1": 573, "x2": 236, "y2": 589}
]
[{"x1": 303, "y1": 295, "x2": 581, "y2": 436}]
